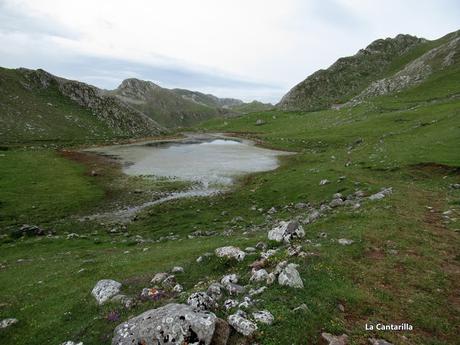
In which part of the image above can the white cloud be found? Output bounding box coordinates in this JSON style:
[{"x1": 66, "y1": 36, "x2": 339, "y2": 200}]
[{"x1": 0, "y1": 0, "x2": 459, "y2": 102}]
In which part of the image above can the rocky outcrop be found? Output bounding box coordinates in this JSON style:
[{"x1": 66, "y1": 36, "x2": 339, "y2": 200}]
[
  {"x1": 19, "y1": 69, "x2": 164, "y2": 137},
  {"x1": 112, "y1": 303, "x2": 217, "y2": 345},
  {"x1": 278, "y1": 34, "x2": 425, "y2": 111}
]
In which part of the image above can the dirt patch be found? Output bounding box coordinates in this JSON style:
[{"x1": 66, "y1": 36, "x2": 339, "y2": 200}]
[{"x1": 409, "y1": 162, "x2": 460, "y2": 176}]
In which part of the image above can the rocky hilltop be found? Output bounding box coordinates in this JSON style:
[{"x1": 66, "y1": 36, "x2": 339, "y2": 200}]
[
  {"x1": 0, "y1": 68, "x2": 165, "y2": 143},
  {"x1": 278, "y1": 30, "x2": 459, "y2": 111}
]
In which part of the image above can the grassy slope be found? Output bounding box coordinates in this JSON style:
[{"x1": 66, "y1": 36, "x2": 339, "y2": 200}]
[
  {"x1": 0, "y1": 67, "x2": 459, "y2": 345},
  {"x1": 0, "y1": 68, "x2": 118, "y2": 144}
]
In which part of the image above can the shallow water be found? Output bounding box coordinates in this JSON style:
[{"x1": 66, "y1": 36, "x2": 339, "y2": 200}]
[{"x1": 84, "y1": 134, "x2": 290, "y2": 222}]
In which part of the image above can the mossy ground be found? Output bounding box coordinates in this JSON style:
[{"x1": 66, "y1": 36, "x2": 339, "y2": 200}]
[{"x1": 0, "y1": 67, "x2": 459, "y2": 345}]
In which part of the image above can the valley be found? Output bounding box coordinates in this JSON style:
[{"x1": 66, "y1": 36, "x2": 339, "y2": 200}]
[{"x1": 0, "y1": 30, "x2": 459, "y2": 345}]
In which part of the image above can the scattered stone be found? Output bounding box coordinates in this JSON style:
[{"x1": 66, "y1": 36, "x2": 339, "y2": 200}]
[
  {"x1": 273, "y1": 260, "x2": 288, "y2": 275},
  {"x1": 249, "y1": 258, "x2": 267, "y2": 271},
  {"x1": 250, "y1": 269, "x2": 269, "y2": 283},
  {"x1": 140, "y1": 287, "x2": 165, "y2": 301},
  {"x1": 252, "y1": 310, "x2": 274, "y2": 325},
  {"x1": 307, "y1": 210, "x2": 321, "y2": 223},
  {"x1": 0, "y1": 318, "x2": 18, "y2": 329},
  {"x1": 187, "y1": 292, "x2": 216, "y2": 311},
  {"x1": 245, "y1": 247, "x2": 256, "y2": 253},
  {"x1": 151, "y1": 272, "x2": 169, "y2": 284},
  {"x1": 267, "y1": 206, "x2": 277, "y2": 214},
  {"x1": 338, "y1": 238, "x2": 354, "y2": 245},
  {"x1": 255, "y1": 119, "x2": 266, "y2": 126},
  {"x1": 161, "y1": 275, "x2": 177, "y2": 289},
  {"x1": 221, "y1": 274, "x2": 238, "y2": 286},
  {"x1": 207, "y1": 282, "x2": 223, "y2": 300},
  {"x1": 255, "y1": 242, "x2": 267, "y2": 251},
  {"x1": 260, "y1": 249, "x2": 278, "y2": 259},
  {"x1": 278, "y1": 263, "x2": 304, "y2": 288},
  {"x1": 60, "y1": 342, "x2": 83, "y2": 345},
  {"x1": 319, "y1": 179, "x2": 330, "y2": 185},
  {"x1": 337, "y1": 303, "x2": 345, "y2": 312},
  {"x1": 321, "y1": 332, "x2": 349, "y2": 345},
  {"x1": 91, "y1": 279, "x2": 122, "y2": 305},
  {"x1": 223, "y1": 299, "x2": 239, "y2": 310},
  {"x1": 228, "y1": 314, "x2": 257, "y2": 336},
  {"x1": 171, "y1": 266, "x2": 184, "y2": 273},
  {"x1": 112, "y1": 303, "x2": 216, "y2": 345},
  {"x1": 329, "y1": 198, "x2": 344, "y2": 208},
  {"x1": 369, "y1": 187, "x2": 392, "y2": 201},
  {"x1": 173, "y1": 284, "x2": 183, "y2": 293},
  {"x1": 287, "y1": 245, "x2": 302, "y2": 256},
  {"x1": 295, "y1": 202, "x2": 308, "y2": 209},
  {"x1": 238, "y1": 296, "x2": 253, "y2": 309},
  {"x1": 111, "y1": 294, "x2": 135, "y2": 309},
  {"x1": 215, "y1": 246, "x2": 246, "y2": 261},
  {"x1": 249, "y1": 286, "x2": 267, "y2": 296},
  {"x1": 368, "y1": 338, "x2": 393, "y2": 345},
  {"x1": 16, "y1": 224, "x2": 46, "y2": 237},
  {"x1": 268, "y1": 221, "x2": 305, "y2": 243},
  {"x1": 450, "y1": 183, "x2": 460, "y2": 189},
  {"x1": 196, "y1": 252, "x2": 212, "y2": 263}
]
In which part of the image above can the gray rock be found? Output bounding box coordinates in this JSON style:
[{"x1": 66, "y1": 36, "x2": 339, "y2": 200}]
[
  {"x1": 228, "y1": 314, "x2": 257, "y2": 336},
  {"x1": 250, "y1": 269, "x2": 269, "y2": 283},
  {"x1": 329, "y1": 198, "x2": 344, "y2": 208},
  {"x1": 267, "y1": 206, "x2": 277, "y2": 214},
  {"x1": 245, "y1": 247, "x2": 256, "y2": 253},
  {"x1": 91, "y1": 279, "x2": 122, "y2": 305},
  {"x1": 215, "y1": 246, "x2": 246, "y2": 261},
  {"x1": 150, "y1": 272, "x2": 170, "y2": 284},
  {"x1": 61, "y1": 342, "x2": 83, "y2": 345},
  {"x1": 307, "y1": 210, "x2": 321, "y2": 223},
  {"x1": 266, "y1": 273, "x2": 276, "y2": 285},
  {"x1": 252, "y1": 310, "x2": 274, "y2": 325},
  {"x1": 207, "y1": 282, "x2": 224, "y2": 300},
  {"x1": 112, "y1": 303, "x2": 216, "y2": 345},
  {"x1": 223, "y1": 299, "x2": 238, "y2": 310},
  {"x1": 0, "y1": 318, "x2": 18, "y2": 329},
  {"x1": 295, "y1": 202, "x2": 308, "y2": 209},
  {"x1": 321, "y1": 332, "x2": 349, "y2": 345},
  {"x1": 187, "y1": 292, "x2": 216, "y2": 311},
  {"x1": 172, "y1": 284, "x2": 183, "y2": 293},
  {"x1": 278, "y1": 263, "x2": 304, "y2": 288},
  {"x1": 260, "y1": 249, "x2": 278, "y2": 259},
  {"x1": 268, "y1": 221, "x2": 305, "y2": 243},
  {"x1": 111, "y1": 294, "x2": 134, "y2": 309},
  {"x1": 255, "y1": 242, "x2": 267, "y2": 251},
  {"x1": 249, "y1": 286, "x2": 267, "y2": 296},
  {"x1": 255, "y1": 119, "x2": 266, "y2": 126},
  {"x1": 273, "y1": 260, "x2": 288, "y2": 275},
  {"x1": 319, "y1": 179, "x2": 330, "y2": 185},
  {"x1": 292, "y1": 303, "x2": 309, "y2": 312},
  {"x1": 171, "y1": 266, "x2": 184, "y2": 273},
  {"x1": 221, "y1": 273, "x2": 239, "y2": 286},
  {"x1": 338, "y1": 238, "x2": 354, "y2": 245},
  {"x1": 369, "y1": 338, "x2": 393, "y2": 345},
  {"x1": 238, "y1": 296, "x2": 253, "y2": 309}
]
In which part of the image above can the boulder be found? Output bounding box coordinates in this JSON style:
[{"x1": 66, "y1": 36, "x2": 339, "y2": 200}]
[
  {"x1": 278, "y1": 263, "x2": 304, "y2": 288},
  {"x1": 268, "y1": 221, "x2": 305, "y2": 243},
  {"x1": 250, "y1": 269, "x2": 269, "y2": 283},
  {"x1": 321, "y1": 333, "x2": 349, "y2": 345},
  {"x1": 91, "y1": 279, "x2": 122, "y2": 305},
  {"x1": 252, "y1": 310, "x2": 274, "y2": 325},
  {"x1": 187, "y1": 292, "x2": 217, "y2": 311},
  {"x1": 215, "y1": 246, "x2": 246, "y2": 261},
  {"x1": 112, "y1": 303, "x2": 216, "y2": 345},
  {"x1": 228, "y1": 314, "x2": 257, "y2": 336}
]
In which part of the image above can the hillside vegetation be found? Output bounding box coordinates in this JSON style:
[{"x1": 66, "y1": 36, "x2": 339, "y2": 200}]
[{"x1": 0, "y1": 30, "x2": 459, "y2": 345}]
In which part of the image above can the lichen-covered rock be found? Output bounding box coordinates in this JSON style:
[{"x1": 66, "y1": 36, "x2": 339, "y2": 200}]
[
  {"x1": 187, "y1": 292, "x2": 217, "y2": 311},
  {"x1": 278, "y1": 263, "x2": 304, "y2": 288},
  {"x1": 221, "y1": 273, "x2": 239, "y2": 286},
  {"x1": 215, "y1": 246, "x2": 246, "y2": 261},
  {"x1": 268, "y1": 221, "x2": 305, "y2": 243},
  {"x1": 252, "y1": 310, "x2": 274, "y2": 325},
  {"x1": 223, "y1": 299, "x2": 238, "y2": 310},
  {"x1": 226, "y1": 283, "x2": 245, "y2": 295},
  {"x1": 228, "y1": 314, "x2": 258, "y2": 336},
  {"x1": 112, "y1": 303, "x2": 216, "y2": 345},
  {"x1": 91, "y1": 279, "x2": 122, "y2": 305},
  {"x1": 207, "y1": 282, "x2": 224, "y2": 300},
  {"x1": 250, "y1": 269, "x2": 269, "y2": 283}
]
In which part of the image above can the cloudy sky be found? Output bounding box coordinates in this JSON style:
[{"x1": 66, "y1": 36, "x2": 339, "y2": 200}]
[{"x1": 0, "y1": 0, "x2": 459, "y2": 102}]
